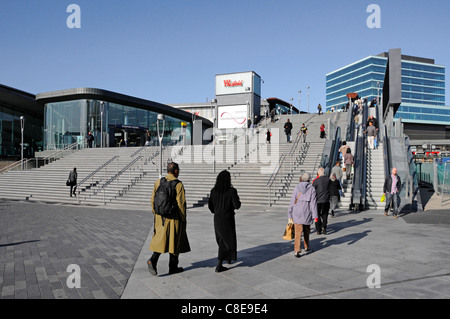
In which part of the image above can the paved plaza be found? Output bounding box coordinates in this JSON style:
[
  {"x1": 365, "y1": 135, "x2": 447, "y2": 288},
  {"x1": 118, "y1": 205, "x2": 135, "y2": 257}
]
[{"x1": 0, "y1": 195, "x2": 449, "y2": 301}]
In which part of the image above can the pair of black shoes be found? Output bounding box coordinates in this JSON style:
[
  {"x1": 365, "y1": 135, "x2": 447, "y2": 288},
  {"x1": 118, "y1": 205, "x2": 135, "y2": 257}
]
[
  {"x1": 215, "y1": 265, "x2": 228, "y2": 273},
  {"x1": 316, "y1": 228, "x2": 327, "y2": 235},
  {"x1": 215, "y1": 259, "x2": 232, "y2": 273},
  {"x1": 147, "y1": 258, "x2": 183, "y2": 276}
]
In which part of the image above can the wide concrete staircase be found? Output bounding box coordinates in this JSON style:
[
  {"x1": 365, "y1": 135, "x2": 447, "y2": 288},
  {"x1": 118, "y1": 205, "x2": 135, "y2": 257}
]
[
  {"x1": 0, "y1": 112, "x2": 351, "y2": 210},
  {"x1": 0, "y1": 146, "x2": 159, "y2": 205}
]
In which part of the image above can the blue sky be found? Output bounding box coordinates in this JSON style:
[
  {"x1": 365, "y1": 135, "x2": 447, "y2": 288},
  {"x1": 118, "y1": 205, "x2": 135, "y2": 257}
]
[{"x1": 1, "y1": 0, "x2": 449, "y2": 111}]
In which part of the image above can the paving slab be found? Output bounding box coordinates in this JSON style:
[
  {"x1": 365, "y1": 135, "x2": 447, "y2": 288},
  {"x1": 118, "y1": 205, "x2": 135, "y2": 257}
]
[
  {"x1": 1, "y1": 198, "x2": 449, "y2": 306},
  {"x1": 122, "y1": 203, "x2": 450, "y2": 302}
]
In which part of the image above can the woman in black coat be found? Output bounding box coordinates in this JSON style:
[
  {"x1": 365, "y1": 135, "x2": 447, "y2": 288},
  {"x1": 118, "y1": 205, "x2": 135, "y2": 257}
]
[{"x1": 208, "y1": 170, "x2": 241, "y2": 273}]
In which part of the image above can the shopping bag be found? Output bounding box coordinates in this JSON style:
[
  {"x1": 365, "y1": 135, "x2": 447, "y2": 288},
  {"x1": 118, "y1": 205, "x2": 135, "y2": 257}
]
[
  {"x1": 380, "y1": 194, "x2": 386, "y2": 202},
  {"x1": 283, "y1": 223, "x2": 295, "y2": 241}
]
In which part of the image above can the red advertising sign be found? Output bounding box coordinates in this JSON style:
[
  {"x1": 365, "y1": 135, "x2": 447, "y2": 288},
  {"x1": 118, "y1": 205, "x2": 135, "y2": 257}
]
[{"x1": 224, "y1": 80, "x2": 244, "y2": 87}]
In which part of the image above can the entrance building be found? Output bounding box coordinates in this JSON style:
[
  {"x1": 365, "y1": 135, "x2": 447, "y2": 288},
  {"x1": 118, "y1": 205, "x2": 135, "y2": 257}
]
[{"x1": 36, "y1": 88, "x2": 212, "y2": 150}]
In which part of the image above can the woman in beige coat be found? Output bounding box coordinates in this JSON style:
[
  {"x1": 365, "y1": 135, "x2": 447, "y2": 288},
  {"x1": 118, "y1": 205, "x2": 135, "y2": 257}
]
[{"x1": 148, "y1": 163, "x2": 190, "y2": 276}]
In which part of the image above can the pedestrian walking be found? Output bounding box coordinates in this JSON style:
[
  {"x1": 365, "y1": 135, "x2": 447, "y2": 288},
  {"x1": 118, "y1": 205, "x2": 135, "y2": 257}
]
[
  {"x1": 208, "y1": 170, "x2": 241, "y2": 272},
  {"x1": 318, "y1": 104, "x2": 322, "y2": 115},
  {"x1": 284, "y1": 119, "x2": 293, "y2": 143},
  {"x1": 320, "y1": 123, "x2": 326, "y2": 139},
  {"x1": 145, "y1": 130, "x2": 151, "y2": 146},
  {"x1": 287, "y1": 172, "x2": 318, "y2": 258},
  {"x1": 266, "y1": 129, "x2": 271, "y2": 144},
  {"x1": 331, "y1": 161, "x2": 343, "y2": 183},
  {"x1": 354, "y1": 114, "x2": 360, "y2": 129},
  {"x1": 148, "y1": 162, "x2": 190, "y2": 276},
  {"x1": 87, "y1": 131, "x2": 94, "y2": 148},
  {"x1": 367, "y1": 116, "x2": 379, "y2": 148},
  {"x1": 383, "y1": 167, "x2": 402, "y2": 218},
  {"x1": 300, "y1": 123, "x2": 308, "y2": 143},
  {"x1": 313, "y1": 168, "x2": 331, "y2": 235},
  {"x1": 270, "y1": 108, "x2": 276, "y2": 123},
  {"x1": 67, "y1": 167, "x2": 77, "y2": 197},
  {"x1": 344, "y1": 148, "x2": 353, "y2": 180},
  {"x1": 365, "y1": 122, "x2": 376, "y2": 150},
  {"x1": 329, "y1": 173, "x2": 342, "y2": 217},
  {"x1": 339, "y1": 141, "x2": 349, "y2": 161}
]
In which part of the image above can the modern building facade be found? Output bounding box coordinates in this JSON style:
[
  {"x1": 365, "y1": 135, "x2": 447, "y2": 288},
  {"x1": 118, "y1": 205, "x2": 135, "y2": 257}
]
[
  {"x1": 326, "y1": 52, "x2": 448, "y2": 128},
  {"x1": 36, "y1": 88, "x2": 212, "y2": 150},
  {"x1": 0, "y1": 84, "x2": 44, "y2": 159}
]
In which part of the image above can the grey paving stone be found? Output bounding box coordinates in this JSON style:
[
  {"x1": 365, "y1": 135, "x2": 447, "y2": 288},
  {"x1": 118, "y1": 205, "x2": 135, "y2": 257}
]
[
  {"x1": 0, "y1": 200, "x2": 151, "y2": 299},
  {"x1": 2, "y1": 199, "x2": 450, "y2": 301}
]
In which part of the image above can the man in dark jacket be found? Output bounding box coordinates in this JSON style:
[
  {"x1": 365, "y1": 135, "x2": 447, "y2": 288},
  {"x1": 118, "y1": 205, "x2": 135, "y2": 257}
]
[
  {"x1": 383, "y1": 167, "x2": 402, "y2": 218},
  {"x1": 87, "y1": 131, "x2": 94, "y2": 148},
  {"x1": 284, "y1": 119, "x2": 293, "y2": 143},
  {"x1": 313, "y1": 168, "x2": 331, "y2": 234},
  {"x1": 68, "y1": 167, "x2": 77, "y2": 197}
]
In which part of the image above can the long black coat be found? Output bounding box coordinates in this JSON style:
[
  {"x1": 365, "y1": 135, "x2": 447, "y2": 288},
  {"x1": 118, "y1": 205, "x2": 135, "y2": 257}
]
[{"x1": 208, "y1": 187, "x2": 241, "y2": 261}]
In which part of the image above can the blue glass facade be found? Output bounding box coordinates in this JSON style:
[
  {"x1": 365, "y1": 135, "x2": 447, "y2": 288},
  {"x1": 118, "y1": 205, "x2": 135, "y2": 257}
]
[
  {"x1": 326, "y1": 54, "x2": 447, "y2": 124},
  {"x1": 44, "y1": 99, "x2": 192, "y2": 150}
]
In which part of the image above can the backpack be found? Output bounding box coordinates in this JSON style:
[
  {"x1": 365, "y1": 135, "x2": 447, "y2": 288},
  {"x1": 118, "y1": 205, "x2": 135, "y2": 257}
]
[{"x1": 153, "y1": 178, "x2": 180, "y2": 221}]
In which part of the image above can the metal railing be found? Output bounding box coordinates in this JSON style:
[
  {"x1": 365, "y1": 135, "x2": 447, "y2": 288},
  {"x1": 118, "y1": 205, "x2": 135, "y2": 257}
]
[
  {"x1": 0, "y1": 158, "x2": 34, "y2": 174},
  {"x1": 76, "y1": 155, "x2": 120, "y2": 203},
  {"x1": 101, "y1": 155, "x2": 145, "y2": 204},
  {"x1": 0, "y1": 139, "x2": 86, "y2": 175},
  {"x1": 267, "y1": 138, "x2": 309, "y2": 206},
  {"x1": 40, "y1": 139, "x2": 86, "y2": 164},
  {"x1": 442, "y1": 161, "x2": 450, "y2": 206},
  {"x1": 267, "y1": 154, "x2": 287, "y2": 206}
]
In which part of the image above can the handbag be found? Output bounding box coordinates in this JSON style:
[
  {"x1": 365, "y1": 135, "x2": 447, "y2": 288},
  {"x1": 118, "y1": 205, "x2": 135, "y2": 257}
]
[
  {"x1": 283, "y1": 192, "x2": 302, "y2": 240},
  {"x1": 283, "y1": 223, "x2": 295, "y2": 241},
  {"x1": 380, "y1": 194, "x2": 386, "y2": 202},
  {"x1": 66, "y1": 180, "x2": 71, "y2": 186}
]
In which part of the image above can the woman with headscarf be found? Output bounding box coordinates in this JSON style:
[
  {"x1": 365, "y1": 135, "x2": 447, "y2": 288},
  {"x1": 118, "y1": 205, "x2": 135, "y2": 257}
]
[{"x1": 208, "y1": 170, "x2": 241, "y2": 272}]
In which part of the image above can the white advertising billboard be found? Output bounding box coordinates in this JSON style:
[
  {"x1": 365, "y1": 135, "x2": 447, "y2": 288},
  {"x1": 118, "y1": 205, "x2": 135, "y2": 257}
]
[
  {"x1": 216, "y1": 72, "x2": 253, "y2": 96},
  {"x1": 218, "y1": 105, "x2": 248, "y2": 129}
]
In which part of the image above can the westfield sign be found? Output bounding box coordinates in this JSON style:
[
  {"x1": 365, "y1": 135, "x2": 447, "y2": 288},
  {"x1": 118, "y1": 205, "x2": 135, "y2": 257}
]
[{"x1": 224, "y1": 79, "x2": 244, "y2": 87}]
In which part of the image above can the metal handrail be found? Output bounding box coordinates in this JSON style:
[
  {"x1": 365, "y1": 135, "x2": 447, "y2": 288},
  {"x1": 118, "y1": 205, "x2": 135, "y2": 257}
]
[
  {"x1": 361, "y1": 133, "x2": 368, "y2": 210},
  {"x1": 0, "y1": 158, "x2": 33, "y2": 174},
  {"x1": 0, "y1": 139, "x2": 88, "y2": 175},
  {"x1": 41, "y1": 139, "x2": 85, "y2": 162},
  {"x1": 382, "y1": 125, "x2": 391, "y2": 180},
  {"x1": 266, "y1": 114, "x2": 319, "y2": 205},
  {"x1": 76, "y1": 156, "x2": 119, "y2": 191},
  {"x1": 442, "y1": 162, "x2": 449, "y2": 206},
  {"x1": 267, "y1": 154, "x2": 286, "y2": 205},
  {"x1": 102, "y1": 155, "x2": 145, "y2": 204},
  {"x1": 101, "y1": 155, "x2": 143, "y2": 190}
]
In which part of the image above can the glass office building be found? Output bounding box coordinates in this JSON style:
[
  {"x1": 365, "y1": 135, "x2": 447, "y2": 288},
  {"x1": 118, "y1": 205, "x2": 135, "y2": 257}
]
[
  {"x1": 326, "y1": 52, "x2": 447, "y2": 124},
  {"x1": 0, "y1": 84, "x2": 44, "y2": 158},
  {"x1": 36, "y1": 88, "x2": 210, "y2": 150}
]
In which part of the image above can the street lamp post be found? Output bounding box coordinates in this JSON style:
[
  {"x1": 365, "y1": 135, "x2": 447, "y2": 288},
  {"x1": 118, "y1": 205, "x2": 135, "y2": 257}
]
[
  {"x1": 100, "y1": 101, "x2": 104, "y2": 148},
  {"x1": 298, "y1": 90, "x2": 301, "y2": 113},
  {"x1": 20, "y1": 116, "x2": 25, "y2": 170},
  {"x1": 211, "y1": 99, "x2": 217, "y2": 172},
  {"x1": 157, "y1": 114, "x2": 165, "y2": 179},
  {"x1": 263, "y1": 99, "x2": 268, "y2": 130},
  {"x1": 307, "y1": 86, "x2": 310, "y2": 113}
]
